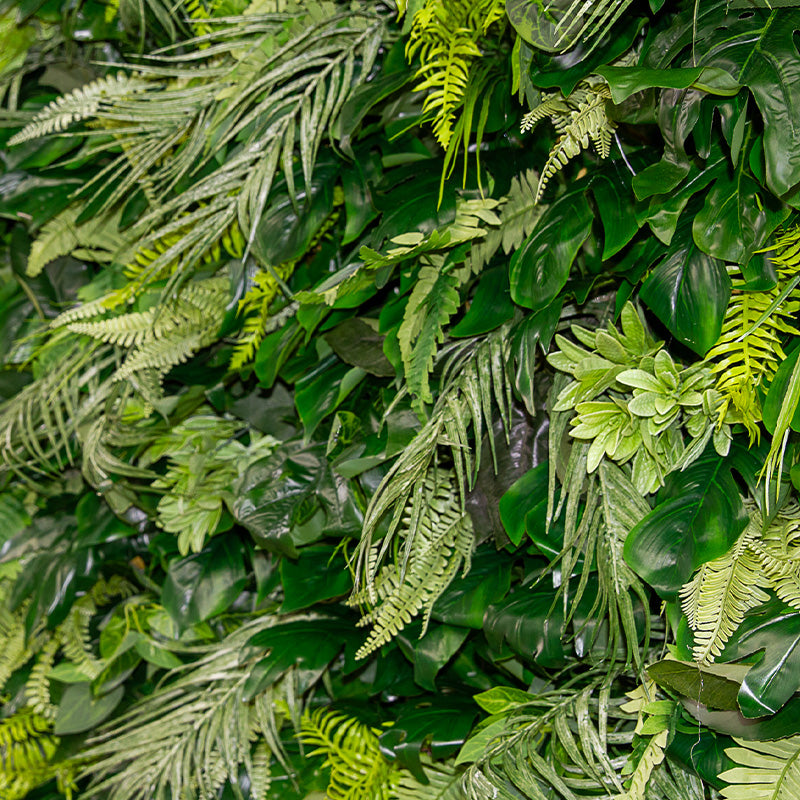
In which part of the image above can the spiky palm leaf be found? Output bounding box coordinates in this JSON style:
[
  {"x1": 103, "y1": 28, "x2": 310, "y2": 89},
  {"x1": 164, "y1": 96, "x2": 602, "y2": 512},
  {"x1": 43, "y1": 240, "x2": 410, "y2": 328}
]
[{"x1": 79, "y1": 615, "x2": 294, "y2": 800}]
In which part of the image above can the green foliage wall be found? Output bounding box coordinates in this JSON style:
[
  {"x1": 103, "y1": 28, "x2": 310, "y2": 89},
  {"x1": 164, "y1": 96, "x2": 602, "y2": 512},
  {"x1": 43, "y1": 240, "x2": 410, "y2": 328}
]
[{"x1": 3, "y1": 0, "x2": 800, "y2": 798}]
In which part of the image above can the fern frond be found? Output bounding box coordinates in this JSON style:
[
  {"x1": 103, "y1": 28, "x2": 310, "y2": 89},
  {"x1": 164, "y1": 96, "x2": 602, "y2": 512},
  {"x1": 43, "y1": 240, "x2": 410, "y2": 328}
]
[
  {"x1": 355, "y1": 328, "x2": 511, "y2": 614},
  {"x1": 25, "y1": 638, "x2": 59, "y2": 721},
  {"x1": 351, "y1": 469, "x2": 474, "y2": 659},
  {"x1": 616, "y1": 730, "x2": 668, "y2": 800},
  {"x1": 0, "y1": 707, "x2": 63, "y2": 798},
  {"x1": 299, "y1": 708, "x2": 398, "y2": 800},
  {"x1": 398, "y1": 261, "x2": 462, "y2": 411},
  {"x1": 522, "y1": 79, "x2": 614, "y2": 203},
  {"x1": 705, "y1": 238, "x2": 800, "y2": 442},
  {"x1": 720, "y1": 735, "x2": 800, "y2": 799},
  {"x1": 680, "y1": 515, "x2": 769, "y2": 664},
  {"x1": 9, "y1": 72, "x2": 151, "y2": 144},
  {"x1": 407, "y1": 0, "x2": 505, "y2": 148}
]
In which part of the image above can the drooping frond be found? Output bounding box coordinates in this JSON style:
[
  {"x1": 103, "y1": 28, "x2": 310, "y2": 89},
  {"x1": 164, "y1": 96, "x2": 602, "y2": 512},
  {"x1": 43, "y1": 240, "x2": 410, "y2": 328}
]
[
  {"x1": 61, "y1": 274, "x2": 229, "y2": 396},
  {"x1": 680, "y1": 515, "x2": 770, "y2": 664},
  {"x1": 8, "y1": 72, "x2": 151, "y2": 144},
  {"x1": 350, "y1": 468, "x2": 474, "y2": 659},
  {"x1": 521, "y1": 77, "x2": 615, "y2": 202},
  {"x1": 616, "y1": 730, "x2": 668, "y2": 800},
  {"x1": 354, "y1": 327, "x2": 512, "y2": 608},
  {"x1": 299, "y1": 708, "x2": 398, "y2": 800},
  {"x1": 704, "y1": 232, "x2": 800, "y2": 442},
  {"x1": 720, "y1": 735, "x2": 800, "y2": 800},
  {"x1": 406, "y1": 0, "x2": 505, "y2": 148},
  {"x1": 0, "y1": 340, "x2": 121, "y2": 478},
  {"x1": 79, "y1": 615, "x2": 289, "y2": 800}
]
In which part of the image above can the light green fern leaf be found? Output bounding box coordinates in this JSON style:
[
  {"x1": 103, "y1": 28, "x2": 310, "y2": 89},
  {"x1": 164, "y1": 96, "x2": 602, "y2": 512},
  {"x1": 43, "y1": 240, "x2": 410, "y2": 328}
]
[
  {"x1": 680, "y1": 516, "x2": 770, "y2": 664},
  {"x1": 351, "y1": 469, "x2": 474, "y2": 659},
  {"x1": 720, "y1": 736, "x2": 800, "y2": 800},
  {"x1": 406, "y1": 0, "x2": 505, "y2": 148},
  {"x1": 616, "y1": 730, "x2": 668, "y2": 800},
  {"x1": 9, "y1": 72, "x2": 151, "y2": 144},
  {"x1": 398, "y1": 262, "x2": 461, "y2": 411}
]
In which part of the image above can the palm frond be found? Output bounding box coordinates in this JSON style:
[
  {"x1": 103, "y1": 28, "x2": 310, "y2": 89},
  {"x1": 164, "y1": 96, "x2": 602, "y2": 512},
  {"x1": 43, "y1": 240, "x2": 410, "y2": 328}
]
[
  {"x1": 79, "y1": 615, "x2": 293, "y2": 800},
  {"x1": 461, "y1": 678, "x2": 631, "y2": 800},
  {"x1": 508, "y1": 0, "x2": 633, "y2": 56}
]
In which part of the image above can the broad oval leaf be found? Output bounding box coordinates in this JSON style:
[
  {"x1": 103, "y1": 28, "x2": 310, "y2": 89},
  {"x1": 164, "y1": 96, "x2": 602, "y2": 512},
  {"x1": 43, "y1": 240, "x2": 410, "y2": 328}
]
[
  {"x1": 510, "y1": 188, "x2": 592, "y2": 311},
  {"x1": 623, "y1": 449, "x2": 748, "y2": 599}
]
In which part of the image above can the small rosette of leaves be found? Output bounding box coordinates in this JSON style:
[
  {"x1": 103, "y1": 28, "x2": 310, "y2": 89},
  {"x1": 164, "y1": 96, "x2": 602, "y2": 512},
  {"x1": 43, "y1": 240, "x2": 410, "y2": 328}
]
[{"x1": 549, "y1": 303, "x2": 732, "y2": 494}]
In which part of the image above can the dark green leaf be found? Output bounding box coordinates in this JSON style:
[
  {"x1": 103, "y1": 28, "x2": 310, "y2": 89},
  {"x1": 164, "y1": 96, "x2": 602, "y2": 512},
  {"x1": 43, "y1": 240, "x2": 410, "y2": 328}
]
[
  {"x1": 598, "y1": 65, "x2": 739, "y2": 104},
  {"x1": 640, "y1": 208, "x2": 730, "y2": 355},
  {"x1": 647, "y1": 656, "x2": 746, "y2": 711},
  {"x1": 279, "y1": 544, "x2": 353, "y2": 613},
  {"x1": 623, "y1": 448, "x2": 748, "y2": 599},
  {"x1": 161, "y1": 536, "x2": 247, "y2": 628},
  {"x1": 721, "y1": 601, "x2": 800, "y2": 718},
  {"x1": 510, "y1": 188, "x2": 592, "y2": 311},
  {"x1": 451, "y1": 267, "x2": 514, "y2": 337},
  {"x1": 499, "y1": 463, "x2": 548, "y2": 547}
]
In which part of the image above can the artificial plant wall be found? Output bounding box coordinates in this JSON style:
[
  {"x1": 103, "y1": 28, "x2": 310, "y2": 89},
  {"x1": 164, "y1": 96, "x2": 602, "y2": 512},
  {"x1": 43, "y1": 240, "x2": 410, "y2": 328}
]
[{"x1": 1, "y1": 0, "x2": 800, "y2": 798}]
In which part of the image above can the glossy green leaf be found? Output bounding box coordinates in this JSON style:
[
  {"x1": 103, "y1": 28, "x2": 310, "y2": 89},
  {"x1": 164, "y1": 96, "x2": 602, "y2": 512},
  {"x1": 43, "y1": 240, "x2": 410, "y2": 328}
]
[
  {"x1": 279, "y1": 544, "x2": 353, "y2": 613},
  {"x1": 640, "y1": 209, "x2": 730, "y2": 355},
  {"x1": 647, "y1": 656, "x2": 747, "y2": 711},
  {"x1": 499, "y1": 463, "x2": 548, "y2": 547},
  {"x1": 431, "y1": 548, "x2": 512, "y2": 629},
  {"x1": 397, "y1": 623, "x2": 469, "y2": 691},
  {"x1": 623, "y1": 449, "x2": 748, "y2": 599},
  {"x1": 161, "y1": 536, "x2": 247, "y2": 628},
  {"x1": 378, "y1": 696, "x2": 479, "y2": 781},
  {"x1": 242, "y1": 615, "x2": 358, "y2": 701},
  {"x1": 721, "y1": 602, "x2": 800, "y2": 718},
  {"x1": 451, "y1": 267, "x2": 514, "y2": 337},
  {"x1": 510, "y1": 188, "x2": 592, "y2": 311},
  {"x1": 597, "y1": 65, "x2": 739, "y2": 104},
  {"x1": 473, "y1": 685, "x2": 536, "y2": 715},
  {"x1": 54, "y1": 682, "x2": 124, "y2": 735},
  {"x1": 693, "y1": 168, "x2": 788, "y2": 264}
]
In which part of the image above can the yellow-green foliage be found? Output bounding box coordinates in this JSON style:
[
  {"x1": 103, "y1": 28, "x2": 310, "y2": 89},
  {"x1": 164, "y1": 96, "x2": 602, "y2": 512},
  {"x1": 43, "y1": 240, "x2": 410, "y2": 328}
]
[
  {"x1": 705, "y1": 227, "x2": 800, "y2": 442},
  {"x1": 0, "y1": 708, "x2": 75, "y2": 800},
  {"x1": 406, "y1": 0, "x2": 505, "y2": 148},
  {"x1": 299, "y1": 708, "x2": 398, "y2": 800}
]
